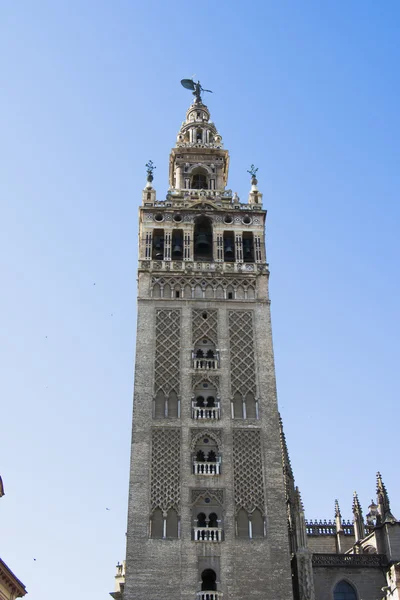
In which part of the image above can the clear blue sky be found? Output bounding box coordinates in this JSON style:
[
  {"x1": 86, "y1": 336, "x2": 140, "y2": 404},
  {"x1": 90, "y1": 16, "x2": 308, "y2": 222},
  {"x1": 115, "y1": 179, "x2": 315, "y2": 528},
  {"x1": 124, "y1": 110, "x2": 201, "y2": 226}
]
[{"x1": 1, "y1": 2, "x2": 399, "y2": 599}]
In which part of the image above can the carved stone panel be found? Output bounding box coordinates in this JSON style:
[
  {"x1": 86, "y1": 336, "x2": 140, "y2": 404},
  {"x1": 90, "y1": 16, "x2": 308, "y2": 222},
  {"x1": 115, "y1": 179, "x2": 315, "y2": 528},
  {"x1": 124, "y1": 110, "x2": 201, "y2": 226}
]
[
  {"x1": 154, "y1": 309, "x2": 181, "y2": 396},
  {"x1": 229, "y1": 310, "x2": 256, "y2": 397},
  {"x1": 192, "y1": 309, "x2": 218, "y2": 345},
  {"x1": 233, "y1": 429, "x2": 265, "y2": 514},
  {"x1": 150, "y1": 427, "x2": 181, "y2": 513}
]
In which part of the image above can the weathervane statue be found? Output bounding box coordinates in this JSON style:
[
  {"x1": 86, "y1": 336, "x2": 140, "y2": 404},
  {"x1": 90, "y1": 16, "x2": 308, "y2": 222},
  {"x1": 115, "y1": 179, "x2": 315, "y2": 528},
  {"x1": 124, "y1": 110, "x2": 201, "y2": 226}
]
[{"x1": 180, "y1": 78, "x2": 213, "y2": 103}]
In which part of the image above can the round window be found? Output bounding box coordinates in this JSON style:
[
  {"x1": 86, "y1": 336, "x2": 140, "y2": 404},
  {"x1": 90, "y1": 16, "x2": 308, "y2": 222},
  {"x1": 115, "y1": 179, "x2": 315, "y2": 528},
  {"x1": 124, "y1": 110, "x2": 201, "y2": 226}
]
[
  {"x1": 173, "y1": 214, "x2": 182, "y2": 223},
  {"x1": 205, "y1": 498, "x2": 211, "y2": 504},
  {"x1": 224, "y1": 215, "x2": 233, "y2": 224},
  {"x1": 203, "y1": 438, "x2": 209, "y2": 444},
  {"x1": 242, "y1": 215, "x2": 252, "y2": 225},
  {"x1": 154, "y1": 213, "x2": 163, "y2": 222}
]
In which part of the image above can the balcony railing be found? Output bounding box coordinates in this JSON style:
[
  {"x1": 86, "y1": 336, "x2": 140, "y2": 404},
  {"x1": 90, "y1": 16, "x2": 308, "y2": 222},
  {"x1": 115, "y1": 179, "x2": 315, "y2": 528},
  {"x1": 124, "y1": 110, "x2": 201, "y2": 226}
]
[
  {"x1": 192, "y1": 403, "x2": 220, "y2": 420},
  {"x1": 193, "y1": 461, "x2": 221, "y2": 475},
  {"x1": 196, "y1": 593, "x2": 223, "y2": 600},
  {"x1": 192, "y1": 357, "x2": 219, "y2": 370},
  {"x1": 194, "y1": 527, "x2": 223, "y2": 542}
]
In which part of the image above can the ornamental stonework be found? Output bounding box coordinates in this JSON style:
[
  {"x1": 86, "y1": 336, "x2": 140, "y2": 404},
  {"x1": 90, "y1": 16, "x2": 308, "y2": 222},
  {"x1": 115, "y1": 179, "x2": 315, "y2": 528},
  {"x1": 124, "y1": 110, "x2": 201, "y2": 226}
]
[
  {"x1": 233, "y1": 428, "x2": 265, "y2": 514},
  {"x1": 228, "y1": 310, "x2": 256, "y2": 397},
  {"x1": 154, "y1": 309, "x2": 181, "y2": 396},
  {"x1": 150, "y1": 427, "x2": 181, "y2": 513}
]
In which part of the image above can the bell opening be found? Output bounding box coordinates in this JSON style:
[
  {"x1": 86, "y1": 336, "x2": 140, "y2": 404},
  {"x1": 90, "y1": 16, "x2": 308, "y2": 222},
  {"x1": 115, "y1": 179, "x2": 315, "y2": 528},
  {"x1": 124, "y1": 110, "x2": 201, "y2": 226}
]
[{"x1": 194, "y1": 216, "x2": 213, "y2": 261}]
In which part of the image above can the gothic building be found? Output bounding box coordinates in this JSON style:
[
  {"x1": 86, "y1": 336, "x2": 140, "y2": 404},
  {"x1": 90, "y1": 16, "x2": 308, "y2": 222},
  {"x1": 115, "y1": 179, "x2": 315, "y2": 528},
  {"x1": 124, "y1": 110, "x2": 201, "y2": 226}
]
[{"x1": 111, "y1": 88, "x2": 400, "y2": 600}]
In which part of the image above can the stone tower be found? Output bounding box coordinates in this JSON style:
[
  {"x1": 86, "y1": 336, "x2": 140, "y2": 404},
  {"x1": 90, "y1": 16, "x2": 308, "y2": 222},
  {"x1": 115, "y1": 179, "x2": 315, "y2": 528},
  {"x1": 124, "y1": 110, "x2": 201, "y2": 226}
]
[{"x1": 123, "y1": 91, "x2": 294, "y2": 600}]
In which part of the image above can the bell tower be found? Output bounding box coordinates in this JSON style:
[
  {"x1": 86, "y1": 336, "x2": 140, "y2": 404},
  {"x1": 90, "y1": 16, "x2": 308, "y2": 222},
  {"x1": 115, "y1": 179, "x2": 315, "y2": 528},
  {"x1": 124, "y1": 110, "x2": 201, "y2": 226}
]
[{"x1": 123, "y1": 84, "x2": 293, "y2": 600}]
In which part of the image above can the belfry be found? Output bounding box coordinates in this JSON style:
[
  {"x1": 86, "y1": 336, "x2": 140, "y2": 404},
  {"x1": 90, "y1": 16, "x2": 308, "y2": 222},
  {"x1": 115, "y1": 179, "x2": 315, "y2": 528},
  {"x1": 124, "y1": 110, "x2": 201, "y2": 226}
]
[
  {"x1": 111, "y1": 83, "x2": 400, "y2": 600},
  {"x1": 119, "y1": 82, "x2": 293, "y2": 599}
]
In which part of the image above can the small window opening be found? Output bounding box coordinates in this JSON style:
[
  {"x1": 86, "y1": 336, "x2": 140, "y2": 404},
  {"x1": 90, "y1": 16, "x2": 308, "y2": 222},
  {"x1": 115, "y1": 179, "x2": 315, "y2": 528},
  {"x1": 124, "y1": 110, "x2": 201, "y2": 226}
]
[
  {"x1": 228, "y1": 292, "x2": 233, "y2": 299},
  {"x1": 175, "y1": 291, "x2": 180, "y2": 298}
]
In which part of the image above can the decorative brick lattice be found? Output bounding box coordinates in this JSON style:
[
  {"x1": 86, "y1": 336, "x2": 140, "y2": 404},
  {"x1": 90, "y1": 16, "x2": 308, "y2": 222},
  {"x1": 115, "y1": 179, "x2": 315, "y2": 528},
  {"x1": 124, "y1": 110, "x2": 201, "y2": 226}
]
[
  {"x1": 151, "y1": 428, "x2": 181, "y2": 513},
  {"x1": 192, "y1": 309, "x2": 218, "y2": 345},
  {"x1": 229, "y1": 310, "x2": 256, "y2": 397},
  {"x1": 233, "y1": 429, "x2": 265, "y2": 514},
  {"x1": 191, "y1": 489, "x2": 224, "y2": 506},
  {"x1": 154, "y1": 309, "x2": 181, "y2": 396}
]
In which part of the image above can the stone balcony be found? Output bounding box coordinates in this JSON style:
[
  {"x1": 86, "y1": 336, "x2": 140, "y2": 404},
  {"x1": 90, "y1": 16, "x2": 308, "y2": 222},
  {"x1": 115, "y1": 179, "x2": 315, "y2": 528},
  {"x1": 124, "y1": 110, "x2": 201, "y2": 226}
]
[
  {"x1": 193, "y1": 461, "x2": 221, "y2": 476},
  {"x1": 192, "y1": 402, "x2": 220, "y2": 420},
  {"x1": 194, "y1": 527, "x2": 223, "y2": 542}
]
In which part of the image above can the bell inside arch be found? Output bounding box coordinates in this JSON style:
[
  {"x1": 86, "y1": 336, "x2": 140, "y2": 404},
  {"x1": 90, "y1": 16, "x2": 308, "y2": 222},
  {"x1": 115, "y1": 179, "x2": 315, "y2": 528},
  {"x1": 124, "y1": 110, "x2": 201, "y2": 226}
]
[
  {"x1": 152, "y1": 230, "x2": 164, "y2": 260},
  {"x1": 194, "y1": 216, "x2": 213, "y2": 260},
  {"x1": 195, "y1": 234, "x2": 211, "y2": 251},
  {"x1": 172, "y1": 230, "x2": 183, "y2": 259},
  {"x1": 223, "y1": 231, "x2": 235, "y2": 262}
]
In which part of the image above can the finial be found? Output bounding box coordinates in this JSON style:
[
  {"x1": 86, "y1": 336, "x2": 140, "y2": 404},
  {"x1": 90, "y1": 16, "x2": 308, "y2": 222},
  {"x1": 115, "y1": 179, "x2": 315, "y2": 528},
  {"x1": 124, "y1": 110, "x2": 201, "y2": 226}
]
[
  {"x1": 145, "y1": 160, "x2": 156, "y2": 183},
  {"x1": 352, "y1": 491, "x2": 363, "y2": 515},
  {"x1": 335, "y1": 499, "x2": 343, "y2": 534},
  {"x1": 352, "y1": 491, "x2": 365, "y2": 542},
  {"x1": 181, "y1": 78, "x2": 213, "y2": 104},
  {"x1": 247, "y1": 164, "x2": 259, "y2": 185},
  {"x1": 295, "y1": 486, "x2": 305, "y2": 512},
  {"x1": 376, "y1": 472, "x2": 397, "y2": 524}
]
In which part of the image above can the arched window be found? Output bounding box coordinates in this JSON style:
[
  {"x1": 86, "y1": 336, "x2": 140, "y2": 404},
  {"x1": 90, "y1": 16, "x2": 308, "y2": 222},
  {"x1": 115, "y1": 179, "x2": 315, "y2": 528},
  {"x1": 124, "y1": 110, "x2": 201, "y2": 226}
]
[
  {"x1": 236, "y1": 508, "x2": 249, "y2": 538},
  {"x1": 208, "y1": 513, "x2": 218, "y2": 528},
  {"x1": 155, "y1": 391, "x2": 165, "y2": 418},
  {"x1": 196, "y1": 396, "x2": 205, "y2": 407},
  {"x1": 168, "y1": 391, "x2": 178, "y2": 418},
  {"x1": 333, "y1": 581, "x2": 357, "y2": 600},
  {"x1": 251, "y1": 508, "x2": 264, "y2": 538},
  {"x1": 206, "y1": 396, "x2": 215, "y2": 407},
  {"x1": 233, "y1": 392, "x2": 243, "y2": 419},
  {"x1": 151, "y1": 508, "x2": 163, "y2": 538},
  {"x1": 197, "y1": 512, "x2": 207, "y2": 527},
  {"x1": 201, "y1": 569, "x2": 217, "y2": 592},
  {"x1": 196, "y1": 450, "x2": 205, "y2": 462},
  {"x1": 245, "y1": 392, "x2": 257, "y2": 419},
  {"x1": 166, "y1": 508, "x2": 178, "y2": 538},
  {"x1": 194, "y1": 216, "x2": 213, "y2": 260},
  {"x1": 192, "y1": 173, "x2": 208, "y2": 189},
  {"x1": 207, "y1": 450, "x2": 217, "y2": 462}
]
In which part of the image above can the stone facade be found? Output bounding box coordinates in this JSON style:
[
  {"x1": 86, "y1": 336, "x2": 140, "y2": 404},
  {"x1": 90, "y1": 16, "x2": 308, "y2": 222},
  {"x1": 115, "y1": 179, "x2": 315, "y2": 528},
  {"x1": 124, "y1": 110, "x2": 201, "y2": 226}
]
[
  {"x1": 122, "y1": 93, "x2": 293, "y2": 600},
  {"x1": 113, "y1": 91, "x2": 400, "y2": 600}
]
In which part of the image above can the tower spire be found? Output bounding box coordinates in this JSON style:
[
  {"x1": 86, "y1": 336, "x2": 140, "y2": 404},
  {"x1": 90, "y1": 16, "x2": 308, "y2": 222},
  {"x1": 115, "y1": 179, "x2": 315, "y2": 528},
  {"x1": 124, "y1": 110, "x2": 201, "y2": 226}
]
[
  {"x1": 334, "y1": 499, "x2": 343, "y2": 533},
  {"x1": 352, "y1": 491, "x2": 365, "y2": 542},
  {"x1": 376, "y1": 472, "x2": 397, "y2": 524}
]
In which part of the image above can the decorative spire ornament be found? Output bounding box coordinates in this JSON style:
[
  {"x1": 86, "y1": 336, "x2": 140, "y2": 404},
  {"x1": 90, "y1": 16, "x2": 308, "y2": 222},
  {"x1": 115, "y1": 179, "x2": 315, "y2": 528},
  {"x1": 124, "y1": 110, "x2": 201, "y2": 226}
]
[{"x1": 376, "y1": 472, "x2": 397, "y2": 524}]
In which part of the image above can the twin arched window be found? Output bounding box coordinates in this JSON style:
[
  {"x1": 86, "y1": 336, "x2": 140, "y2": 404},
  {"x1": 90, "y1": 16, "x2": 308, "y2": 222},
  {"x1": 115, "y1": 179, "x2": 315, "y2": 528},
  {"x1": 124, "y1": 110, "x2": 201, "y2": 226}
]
[{"x1": 151, "y1": 507, "x2": 178, "y2": 538}]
